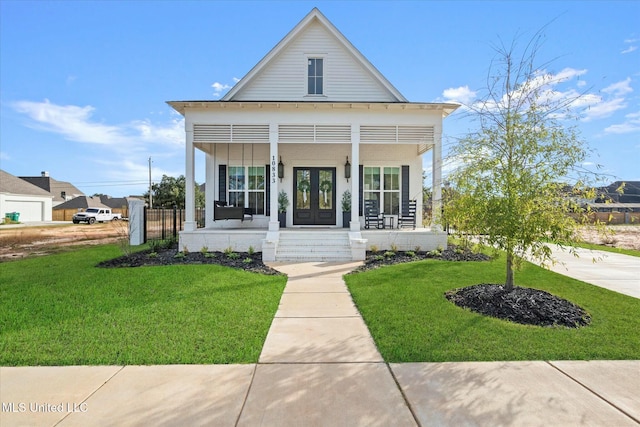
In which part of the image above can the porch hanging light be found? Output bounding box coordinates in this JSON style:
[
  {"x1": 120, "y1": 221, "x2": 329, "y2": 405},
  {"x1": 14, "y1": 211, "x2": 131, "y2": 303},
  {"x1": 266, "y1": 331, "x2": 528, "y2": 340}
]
[
  {"x1": 344, "y1": 156, "x2": 351, "y2": 182},
  {"x1": 278, "y1": 157, "x2": 284, "y2": 181}
]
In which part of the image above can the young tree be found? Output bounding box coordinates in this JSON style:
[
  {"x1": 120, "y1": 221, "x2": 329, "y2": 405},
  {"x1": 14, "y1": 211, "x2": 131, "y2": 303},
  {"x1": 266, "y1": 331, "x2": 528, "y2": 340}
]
[
  {"x1": 145, "y1": 175, "x2": 204, "y2": 209},
  {"x1": 445, "y1": 33, "x2": 596, "y2": 291}
]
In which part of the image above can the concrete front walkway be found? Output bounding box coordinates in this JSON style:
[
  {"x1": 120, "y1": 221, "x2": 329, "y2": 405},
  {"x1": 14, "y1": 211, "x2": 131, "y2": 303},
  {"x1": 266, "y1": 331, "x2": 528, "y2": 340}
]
[{"x1": 1, "y1": 261, "x2": 639, "y2": 426}]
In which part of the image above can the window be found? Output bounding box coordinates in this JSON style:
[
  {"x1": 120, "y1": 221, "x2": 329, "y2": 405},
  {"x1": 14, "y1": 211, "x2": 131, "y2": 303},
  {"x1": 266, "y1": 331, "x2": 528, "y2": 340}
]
[
  {"x1": 228, "y1": 166, "x2": 265, "y2": 215},
  {"x1": 307, "y1": 58, "x2": 323, "y2": 95},
  {"x1": 363, "y1": 166, "x2": 400, "y2": 215}
]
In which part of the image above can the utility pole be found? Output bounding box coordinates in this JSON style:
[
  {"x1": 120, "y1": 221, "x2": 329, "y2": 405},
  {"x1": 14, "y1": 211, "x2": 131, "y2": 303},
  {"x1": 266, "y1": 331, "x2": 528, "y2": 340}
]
[{"x1": 148, "y1": 156, "x2": 153, "y2": 209}]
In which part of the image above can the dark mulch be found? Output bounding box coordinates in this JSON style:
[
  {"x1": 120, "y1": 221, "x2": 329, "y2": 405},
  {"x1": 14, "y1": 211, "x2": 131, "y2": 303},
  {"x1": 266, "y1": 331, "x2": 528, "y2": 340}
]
[
  {"x1": 352, "y1": 245, "x2": 491, "y2": 273},
  {"x1": 97, "y1": 248, "x2": 283, "y2": 275},
  {"x1": 445, "y1": 284, "x2": 591, "y2": 328}
]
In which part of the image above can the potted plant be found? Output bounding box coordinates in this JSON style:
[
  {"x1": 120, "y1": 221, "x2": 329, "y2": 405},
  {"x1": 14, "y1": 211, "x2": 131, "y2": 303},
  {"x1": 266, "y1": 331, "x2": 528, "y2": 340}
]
[
  {"x1": 278, "y1": 190, "x2": 289, "y2": 228},
  {"x1": 341, "y1": 190, "x2": 351, "y2": 228}
]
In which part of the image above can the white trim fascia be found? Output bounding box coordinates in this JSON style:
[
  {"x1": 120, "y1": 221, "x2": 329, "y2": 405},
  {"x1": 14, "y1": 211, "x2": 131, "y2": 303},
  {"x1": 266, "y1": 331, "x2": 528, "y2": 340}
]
[{"x1": 167, "y1": 101, "x2": 460, "y2": 117}]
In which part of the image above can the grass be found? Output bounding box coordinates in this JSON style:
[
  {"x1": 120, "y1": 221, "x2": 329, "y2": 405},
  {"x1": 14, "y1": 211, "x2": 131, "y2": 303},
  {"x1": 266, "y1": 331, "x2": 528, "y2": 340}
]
[
  {"x1": 0, "y1": 245, "x2": 286, "y2": 366},
  {"x1": 575, "y1": 241, "x2": 640, "y2": 258},
  {"x1": 345, "y1": 255, "x2": 640, "y2": 362}
]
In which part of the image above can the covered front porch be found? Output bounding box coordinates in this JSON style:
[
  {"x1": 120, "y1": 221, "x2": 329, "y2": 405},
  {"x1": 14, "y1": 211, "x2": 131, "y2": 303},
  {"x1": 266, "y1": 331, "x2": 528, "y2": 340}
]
[{"x1": 170, "y1": 101, "x2": 454, "y2": 262}]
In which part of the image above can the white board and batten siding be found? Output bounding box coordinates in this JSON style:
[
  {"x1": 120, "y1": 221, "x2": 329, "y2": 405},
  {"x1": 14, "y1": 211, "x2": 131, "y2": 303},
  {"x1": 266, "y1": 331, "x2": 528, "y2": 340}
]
[{"x1": 231, "y1": 20, "x2": 397, "y2": 103}]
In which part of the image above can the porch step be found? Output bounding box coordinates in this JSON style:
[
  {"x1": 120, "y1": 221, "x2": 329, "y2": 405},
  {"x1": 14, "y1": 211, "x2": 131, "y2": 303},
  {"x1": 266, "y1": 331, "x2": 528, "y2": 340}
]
[{"x1": 275, "y1": 230, "x2": 352, "y2": 262}]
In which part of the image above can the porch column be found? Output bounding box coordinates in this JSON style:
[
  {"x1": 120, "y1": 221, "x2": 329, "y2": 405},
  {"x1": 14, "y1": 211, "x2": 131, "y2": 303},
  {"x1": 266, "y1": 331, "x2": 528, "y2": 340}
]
[
  {"x1": 184, "y1": 127, "x2": 196, "y2": 231},
  {"x1": 431, "y1": 130, "x2": 443, "y2": 230},
  {"x1": 350, "y1": 125, "x2": 361, "y2": 231},
  {"x1": 205, "y1": 151, "x2": 215, "y2": 228},
  {"x1": 268, "y1": 123, "x2": 279, "y2": 231}
]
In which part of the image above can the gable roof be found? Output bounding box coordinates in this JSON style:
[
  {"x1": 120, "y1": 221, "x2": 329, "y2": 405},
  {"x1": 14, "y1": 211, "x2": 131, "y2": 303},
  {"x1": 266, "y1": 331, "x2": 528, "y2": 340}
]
[
  {"x1": 99, "y1": 195, "x2": 140, "y2": 209},
  {"x1": 0, "y1": 170, "x2": 53, "y2": 198},
  {"x1": 53, "y1": 196, "x2": 110, "y2": 210},
  {"x1": 222, "y1": 8, "x2": 408, "y2": 103},
  {"x1": 19, "y1": 175, "x2": 84, "y2": 202},
  {"x1": 597, "y1": 181, "x2": 640, "y2": 203}
]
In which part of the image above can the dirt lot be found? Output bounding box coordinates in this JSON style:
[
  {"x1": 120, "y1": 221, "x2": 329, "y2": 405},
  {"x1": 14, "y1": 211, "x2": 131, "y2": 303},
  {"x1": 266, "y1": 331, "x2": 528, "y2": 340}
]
[
  {"x1": 0, "y1": 222, "x2": 128, "y2": 260},
  {"x1": 575, "y1": 225, "x2": 640, "y2": 251},
  {"x1": 1, "y1": 223, "x2": 638, "y2": 261}
]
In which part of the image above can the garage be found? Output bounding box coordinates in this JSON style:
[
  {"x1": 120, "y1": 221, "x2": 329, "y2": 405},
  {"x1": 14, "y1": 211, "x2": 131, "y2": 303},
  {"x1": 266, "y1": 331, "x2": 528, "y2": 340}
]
[{"x1": 1, "y1": 170, "x2": 53, "y2": 222}]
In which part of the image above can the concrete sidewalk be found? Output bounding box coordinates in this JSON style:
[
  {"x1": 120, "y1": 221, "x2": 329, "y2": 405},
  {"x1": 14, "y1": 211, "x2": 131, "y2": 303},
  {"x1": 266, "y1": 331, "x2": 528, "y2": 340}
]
[{"x1": 2, "y1": 261, "x2": 639, "y2": 426}]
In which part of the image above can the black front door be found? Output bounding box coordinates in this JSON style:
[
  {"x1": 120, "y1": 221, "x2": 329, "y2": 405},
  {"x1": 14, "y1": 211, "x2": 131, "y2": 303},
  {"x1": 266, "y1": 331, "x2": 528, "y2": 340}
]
[{"x1": 293, "y1": 167, "x2": 336, "y2": 225}]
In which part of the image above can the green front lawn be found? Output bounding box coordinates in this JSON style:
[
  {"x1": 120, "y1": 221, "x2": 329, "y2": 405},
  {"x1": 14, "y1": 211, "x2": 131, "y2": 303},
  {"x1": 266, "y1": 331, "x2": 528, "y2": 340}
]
[
  {"x1": 345, "y1": 256, "x2": 640, "y2": 362},
  {"x1": 0, "y1": 246, "x2": 286, "y2": 366}
]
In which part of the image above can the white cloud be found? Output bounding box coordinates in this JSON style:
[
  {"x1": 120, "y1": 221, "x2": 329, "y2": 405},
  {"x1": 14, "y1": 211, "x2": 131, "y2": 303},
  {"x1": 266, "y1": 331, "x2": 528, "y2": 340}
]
[
  {"x1": 211, "y1": 82, "x2": 231, "y2": 96},
  {"x1": 130, "y1": 118, "x2": 184, "y2": 146},
  {"x1": 604, "y1": 110, "x2": 640, "y2": 134},
  {"x1": 622, "y1": 38, "x2": 638, "y2": 54},
  {"x1": 602, "y1": 77, "x2": 633, "y2": 96},
  {"x1": 442, "y1": 85, "x2": 476, "y2": 106},
  {"x1": 582, "y1": 97, "x2": 627, "y2": 122},
  {"x1": 13, "y1": 99, "x2": 129, "y2": 145},
  {"x1": 12, "y1": 99, "x2": 184, "y2": 147},
  {"x1": 233, "y1": 77, "x2": 241, "y2": 83},
  {"x1": 0, "y1": 151, "x2": 10, "y2": 161}
]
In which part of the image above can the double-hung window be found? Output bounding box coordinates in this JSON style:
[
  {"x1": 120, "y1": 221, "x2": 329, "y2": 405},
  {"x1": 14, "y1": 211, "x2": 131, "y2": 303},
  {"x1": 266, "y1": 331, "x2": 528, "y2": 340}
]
[
  {"x1": 363, "y1": 166, "x2": 400, "y2": 215},
  {"x1": 228, "y1": 166, "x2": 265, "y2": 215},
  {"x1": 307, "y1": 58, "x2": 323, "y2": 95}
]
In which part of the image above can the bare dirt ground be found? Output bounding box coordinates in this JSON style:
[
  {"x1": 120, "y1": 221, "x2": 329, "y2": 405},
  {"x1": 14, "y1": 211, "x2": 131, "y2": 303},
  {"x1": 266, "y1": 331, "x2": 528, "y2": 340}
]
[
  {"x1": 575, "y1": 225, "x2": 640, "y2": 251},
  {"x1": 0, "y1": 222, "x2": 128, "y2": 261},
  {"x1": 1, "y1": 222, "x2": 638, "y2": 262}
]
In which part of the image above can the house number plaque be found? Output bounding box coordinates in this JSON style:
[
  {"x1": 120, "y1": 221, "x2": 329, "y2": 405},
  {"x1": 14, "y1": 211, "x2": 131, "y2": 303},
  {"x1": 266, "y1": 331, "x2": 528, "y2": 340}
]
[{"x1": 271, "y1": 156, "x2": 277, "y2": 184}]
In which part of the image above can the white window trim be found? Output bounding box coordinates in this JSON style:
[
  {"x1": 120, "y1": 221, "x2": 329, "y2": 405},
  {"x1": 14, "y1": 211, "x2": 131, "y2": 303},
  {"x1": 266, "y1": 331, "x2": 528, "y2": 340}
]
[
  {"x1": 228, "y1": 165, "x2": 266, "y2": 215},
  {"x1": 363, "y1": 166, "x2": 401, "y2": 216},
  {"x1": 304, "y1": 54, "x2": 328, "y2": 98}
]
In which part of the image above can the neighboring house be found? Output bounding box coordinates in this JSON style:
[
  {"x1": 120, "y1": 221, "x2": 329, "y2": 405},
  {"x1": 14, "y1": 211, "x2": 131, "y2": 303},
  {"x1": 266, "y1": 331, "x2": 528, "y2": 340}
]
[
  {"x1": 0, "y1": 170, "x2": 53, "y2": 222},
  {"x1": 99, "y1": 195, "x2": 140, "y2": 210},
  {"x1": 53, "y1": 196, "x2": 110, "y2": 211},
  {"x1": 20, "y1": 171, "x2": 84, "y2": 207},
  {"x1": 168, "y1": 8, "x2": 458, "y2": 261},
  {"x1": 595, "y1": 181, "x2": 640, "y2": 205}
]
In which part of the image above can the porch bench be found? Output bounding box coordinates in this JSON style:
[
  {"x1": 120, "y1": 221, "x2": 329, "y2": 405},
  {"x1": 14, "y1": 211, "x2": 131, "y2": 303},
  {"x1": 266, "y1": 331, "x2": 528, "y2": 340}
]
[{"x1": 213, "y1": 202, "x2": 253, "y2": 221}]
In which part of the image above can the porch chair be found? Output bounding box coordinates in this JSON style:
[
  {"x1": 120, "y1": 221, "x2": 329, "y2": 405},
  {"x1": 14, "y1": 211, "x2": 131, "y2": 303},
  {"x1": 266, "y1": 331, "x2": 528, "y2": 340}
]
[
  {"x1": 398, "y1": 200, "x2": 417, "y2": 229},
  {"x1": 364, "y1": 199, "x2": 384, "y2": 229},
  {"x1": 243, "y1": 207, "x2": 253, "y2": 221}
]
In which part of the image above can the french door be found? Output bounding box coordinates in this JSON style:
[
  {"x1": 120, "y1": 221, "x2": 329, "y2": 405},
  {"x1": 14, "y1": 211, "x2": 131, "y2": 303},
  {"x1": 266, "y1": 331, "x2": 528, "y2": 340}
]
[{"x1": 293, "y1": 167, "x2": 336, "y2": 225}]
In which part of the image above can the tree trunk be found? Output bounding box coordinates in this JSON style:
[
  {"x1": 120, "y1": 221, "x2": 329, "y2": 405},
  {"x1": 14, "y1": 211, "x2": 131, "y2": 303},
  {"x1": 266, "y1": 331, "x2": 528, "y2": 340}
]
[{"x1": 505, "y1": 251, "x2": 515, "y2": 292}]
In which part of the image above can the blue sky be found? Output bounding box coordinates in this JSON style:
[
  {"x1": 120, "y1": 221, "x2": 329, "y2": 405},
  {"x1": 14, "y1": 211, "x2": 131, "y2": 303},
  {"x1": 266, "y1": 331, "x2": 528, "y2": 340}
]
[{"x1": 1, "y1": 1, "x2": 638, "y2": 197}]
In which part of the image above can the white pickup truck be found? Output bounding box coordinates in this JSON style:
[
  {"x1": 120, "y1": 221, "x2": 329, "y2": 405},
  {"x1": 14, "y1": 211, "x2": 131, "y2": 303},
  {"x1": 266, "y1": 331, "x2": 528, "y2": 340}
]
[{"x1": 72, "y1": 208, "x2": 122, "y2": 224}]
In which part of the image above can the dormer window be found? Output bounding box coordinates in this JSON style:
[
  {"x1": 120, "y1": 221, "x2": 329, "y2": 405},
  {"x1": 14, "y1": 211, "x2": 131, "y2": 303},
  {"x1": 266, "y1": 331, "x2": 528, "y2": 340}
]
[{"x1": 307, "y1": 58, "x2": 323, "y2": 95}]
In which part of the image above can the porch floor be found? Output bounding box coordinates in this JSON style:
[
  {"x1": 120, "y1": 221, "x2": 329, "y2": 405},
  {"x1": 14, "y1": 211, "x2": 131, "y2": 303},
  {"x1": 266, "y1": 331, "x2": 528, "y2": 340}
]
[{"x1": 179, "y1": 227, "x2": 447, "y2": 261}]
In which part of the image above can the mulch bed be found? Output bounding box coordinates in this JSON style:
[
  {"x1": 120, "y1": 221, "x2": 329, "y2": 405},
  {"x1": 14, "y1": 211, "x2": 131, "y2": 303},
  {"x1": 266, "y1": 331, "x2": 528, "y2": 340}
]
[
  {"x1": 446, "y1": 284, "x2": 591, "y2": 328},
  {"x1": 97, "y1": 249, "x2": 282, "y2": 275},
  {"x1": 352, "y1": 245, "x2": 491, "y2": 273}
]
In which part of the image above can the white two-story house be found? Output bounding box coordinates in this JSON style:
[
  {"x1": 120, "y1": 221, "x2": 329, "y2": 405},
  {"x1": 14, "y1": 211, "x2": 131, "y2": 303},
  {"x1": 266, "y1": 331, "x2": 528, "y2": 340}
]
[{"x1": 169, "y1": 8, "x2": 458, "y2": 261}]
